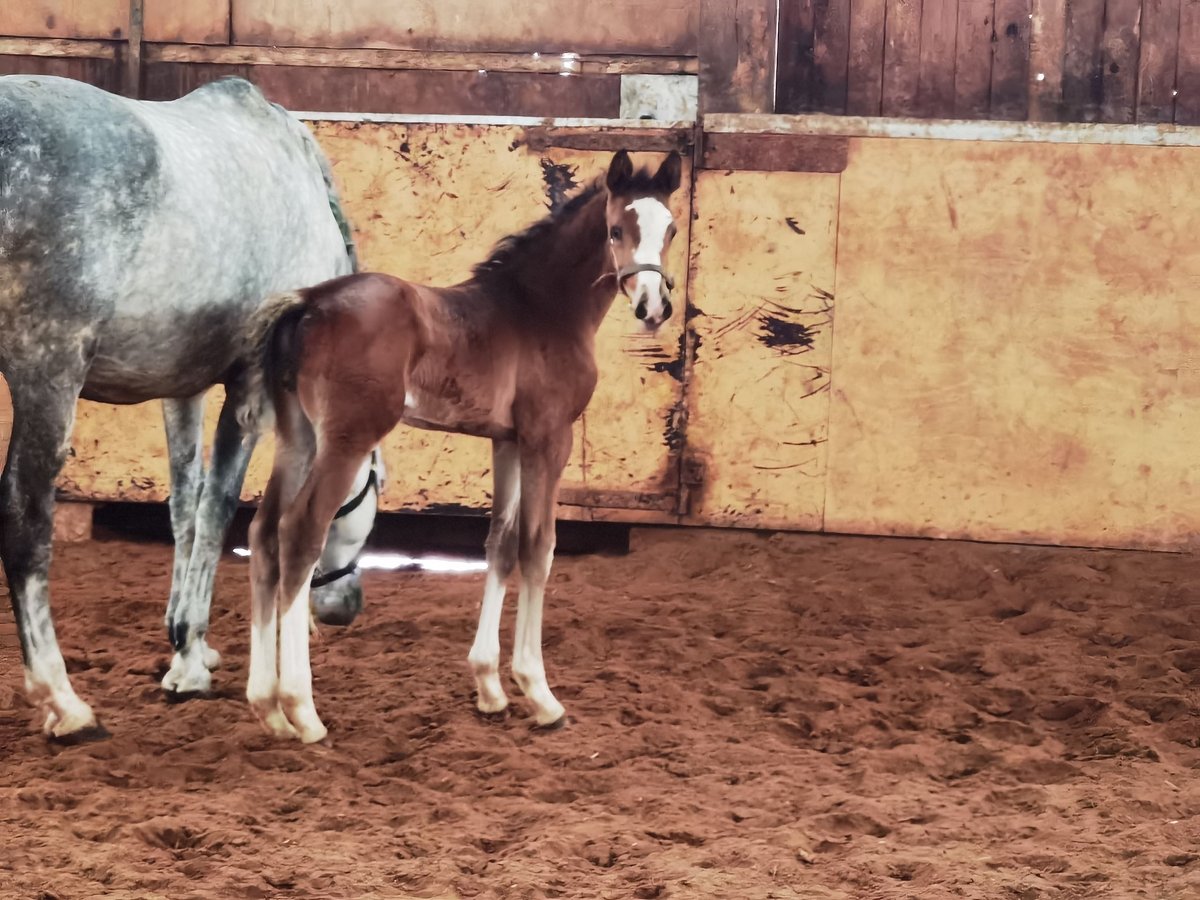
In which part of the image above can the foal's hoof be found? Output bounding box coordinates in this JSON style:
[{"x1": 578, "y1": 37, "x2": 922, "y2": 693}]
[
  {"x1": 532, "y1": 714, "x2": 570, "y2": 733},
  {"x1": 48, "y1": 721, "x2": 111, "y2": 746}
]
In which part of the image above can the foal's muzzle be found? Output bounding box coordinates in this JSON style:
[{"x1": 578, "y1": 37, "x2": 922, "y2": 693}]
[{"x1": 618, "y1": 262, "x2": 675, "y2": 327}]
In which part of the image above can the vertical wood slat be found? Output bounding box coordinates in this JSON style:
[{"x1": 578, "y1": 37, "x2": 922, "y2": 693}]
[
  {"x1": 699, "y1": 0, "x2": 778, "y2": 113},
  {"x1": 1101, "y1": 0, "x2": 1143, "y2": 122},
  {"x1": 1178, "y1": 0, "x2": 1200, "y2": 123},
  {"x1": 882, "y1": 0, "x2": 923, "y2": 116},
  {"x1": 954, "y1": 0, "x2": 996, "y2": 117},
  {"x1": 1138, "y1": 0, "x2": 1181, "y2": 121},
  {"x1": 1029, "y1": 0, "x2": 1068, "y2": 120},
  {"x1": 124, "y1": 0, "x2": 144, "y2": 98},
  {"x1": 847, "y1": 0, "x2": 887, "y2": 114},
  {"x1": 1063, "y1": 0, "x2": 1106, "y2": 120},
  {"x1": 776, "y1": 0, "x2": 816, "y2": 112},
  {"x1": 991, "y1": 0, "x2": 1032, "y2": 119},
  {"x1": 917, "y1": 0, "x2": 960, "y2": 116},
  {"x1": 813, "y1": 0, "x2": 853, "y2": 112}
]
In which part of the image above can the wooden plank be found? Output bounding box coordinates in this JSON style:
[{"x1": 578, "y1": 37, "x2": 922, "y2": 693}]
[
  {"x1": 0, "y1": 54, "x2": 120, "y2": 91},
  {"x1": 917, "y1": 0, "x2": 960, "y2": 117},
  {"x1": 143, "y1": 0, "x2": 229, "y2": 44},
  {"x1": 1137, "y1": 0, "x2": 1181, "y2": 122},
  {"x1": 1176, "y1": 0, "x2": 1200, "y2": 124},
  {"x1": 1028, "y1": 0, "x2": 1068, "y2": 121},
  {"x1": 523, "y1": 127, "x2": 692, "y2": 153},
  {"x1": 0, "y1": 1, "x2": 128, "y2": 41},
  {"x1": 1100, "y1": 0, "x2": 1143, "y2": 122},
  {"x1": 1063, "y1": 0, "x2": 1106, "y2": 121},
  {"x1": 701, "y1": 133, "x2": 849, "y2": 172},
  {"x1": 846, "y1": 0, "x2": 887, "y2": 115},
  {"x1": 812, "y1": 0, "x2": 852, "y2": 113},
  {"x1": 882, "y1": 0, "x2": 922, "y2": 117},
  {"x1": 954, "y1": 0, "x2": 995, "y2": 118},
  {"x1": 123, "y1": 0, "x2": 143, "y2": 98},
  {"x1": 990, "y1": 0, "x2": 1032, "y2": 119},
  {"x1": 775, "y1": 0, "x2": 816, "y2": 113},
  {"x1": 233, "y1": 0, "x2": 697, "y2": 56},
  {"x1": 0, "y1": 38, "x2": 117, "y2": 60},
  {"x1": 141, "y1": 62, "x2": 622, "y2": 117},
  {"x1": 699, "y1": 0, "x2": 777, "y2": 113},
  {"x1": 144, "y1": 43, "x2": 697, "y2": 75}
]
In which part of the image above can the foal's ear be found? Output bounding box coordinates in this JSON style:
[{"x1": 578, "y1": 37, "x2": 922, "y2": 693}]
[
  {"x1": 606, "y1": 149, "x2": 634, "y2": 192},
  {"x1": 654, "y1": 150, "x2": 682, "y2": 195}
]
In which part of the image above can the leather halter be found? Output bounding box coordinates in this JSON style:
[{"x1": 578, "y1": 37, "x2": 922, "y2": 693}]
[
  {"x1": 616, "y1": 262, "x2": 675, "y2": 296},
  {"x1": 310, "y1": 449, "x2": 380, "y2": 588}
]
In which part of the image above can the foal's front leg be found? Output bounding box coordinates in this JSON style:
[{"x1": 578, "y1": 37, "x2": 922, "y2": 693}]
[
  {"x1": 512, "y1": 431, "x2": 572, "y2": 728},
  {"x1": 468, "y1": 439, "x2": 521, "y2": 715}
]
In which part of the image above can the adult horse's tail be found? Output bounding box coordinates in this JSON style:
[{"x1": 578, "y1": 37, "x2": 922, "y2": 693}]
[{"x1": 237, "y1": 290, "x2": 310, "y2": 437}]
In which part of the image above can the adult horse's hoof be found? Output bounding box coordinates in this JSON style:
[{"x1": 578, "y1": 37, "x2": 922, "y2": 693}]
[
  {"x1": 48, "y1": 721, "x2": 110, "y2": 745},
  {"x1": 474, "y1": 705, "x2": 510, "y2": 723},
  {"x1": 161, "y1": 651, "x2": 214, "y2": 695}
]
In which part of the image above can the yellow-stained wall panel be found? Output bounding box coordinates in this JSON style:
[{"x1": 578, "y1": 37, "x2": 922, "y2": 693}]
[
  {"x1": 826, "y1": 137, "x2": 1200, "y2": 550},
  {"x1": 58, "y1": 123, "x2": 688, "y2": 519},
  {"x1": 684, "y1": 171, "x2": 839, "y2": 529}
]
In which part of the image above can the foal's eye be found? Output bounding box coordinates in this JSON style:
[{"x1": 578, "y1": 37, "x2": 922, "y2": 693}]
[{"x1": 609, "y1": 226, "x2": 623, "y2": 241}]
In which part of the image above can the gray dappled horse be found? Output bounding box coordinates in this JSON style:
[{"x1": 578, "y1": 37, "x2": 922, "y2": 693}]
[{"x1": 0, "y1": 75, "x2": 378, "y2": 739}]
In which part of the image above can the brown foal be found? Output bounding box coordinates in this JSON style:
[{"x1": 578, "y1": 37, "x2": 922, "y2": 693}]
[{"x1": 238, "y1": 150, "x2": 683, "y2": 741}]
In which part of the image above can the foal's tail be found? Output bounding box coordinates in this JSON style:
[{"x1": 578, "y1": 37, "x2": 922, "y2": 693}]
[{"x1": 237, "y1": 290, "x2": 310, "y2": 437}]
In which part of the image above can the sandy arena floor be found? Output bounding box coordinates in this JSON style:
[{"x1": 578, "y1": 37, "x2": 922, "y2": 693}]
[{"x1": 1, "y1": 527, "x2": 1199, "y2": 899}]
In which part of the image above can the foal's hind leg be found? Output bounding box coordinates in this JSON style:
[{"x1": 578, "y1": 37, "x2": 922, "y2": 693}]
[
  {"x1": 468, "y1": 439, "x2": 521, "y2": 715},
  {"x1": 0, "y1": 366, "x2": 99, "y2": 737},
  {"x1": 163, "y1": 389, "x2": 256, "y2": 695},
  {"x1": 271, "y1": 447, "x2": 369, "y2": 743},
  {"x1": 511, "y1": 431, "x2": 572, "y2": 728}
]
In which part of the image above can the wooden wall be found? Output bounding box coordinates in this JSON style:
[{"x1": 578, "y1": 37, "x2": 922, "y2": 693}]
[
  {"x1": 0, "y1": 0, "x2": 695, "y2": 116},
  {"x1": 5, "y1": 115, "x2": 1196, "y2": 552},
  {"x1": 776, "y1": 0, "x2": 1200, "y2": 124}
]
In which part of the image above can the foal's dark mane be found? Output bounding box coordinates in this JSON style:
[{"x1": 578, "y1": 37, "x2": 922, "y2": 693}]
[{"x1": 470, "y1": 165, "x2": 663, "y2": 289}]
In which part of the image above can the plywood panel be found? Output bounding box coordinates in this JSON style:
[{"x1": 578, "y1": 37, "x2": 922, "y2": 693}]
[
  {"x1": 59, "y1": 124, "x2": 688, "y2": 520},
  {"x1": 143, "y1": 0, "x2": 229, "y2": 44},
  {"x1": 0, "y1": 1, "x2": 128, "y2": 40},
  {"x1": 685, "y1": 171, "x2": 839, "y2": 530},
  {"x1": 233, "y1": 0, "x2": 696, "y2": 56},
  {"x1": 827, "y1": 137, "x2": 1200, "y2": 550}
]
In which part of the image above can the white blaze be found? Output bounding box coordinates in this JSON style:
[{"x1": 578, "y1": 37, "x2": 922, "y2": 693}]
[{"x1": 626, "y1": 197, "x2": 673, "y2": 324}]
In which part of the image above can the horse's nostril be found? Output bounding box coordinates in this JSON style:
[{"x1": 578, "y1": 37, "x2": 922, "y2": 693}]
[
  {"x1": 635, "y1": 299, "x2": 648, "y2": 320},
  {"x1": 662, "y1": 299, "x2": 673, "y2": 320}
]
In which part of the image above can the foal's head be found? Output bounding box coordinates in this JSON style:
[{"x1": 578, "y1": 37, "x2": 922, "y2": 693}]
[{"x1": 605, "y1": 150, "x2": 683, "y2": 331}]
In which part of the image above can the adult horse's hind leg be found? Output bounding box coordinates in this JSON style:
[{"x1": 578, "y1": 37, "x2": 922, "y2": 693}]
[
  {"x1": 0, "y1": 366, "x2": 99, "y2": 738},
  {"x1": 468, "y1": 439, "x2": 521, "y2": 716},
  {"x1": 163, "y1": 388, "x2": 256, "y2": 695},
  {"x1": 512, "y1": 430, "x2": 572, "y2": 728}
]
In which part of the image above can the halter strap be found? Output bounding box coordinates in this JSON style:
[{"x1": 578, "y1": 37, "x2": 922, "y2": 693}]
[
  {"x1": 616, "y1": 262, "x2": 675, "y2": 294},
  {"x1": 311, "y1": 450, "x2": 380, "y2": 588},
  {"x1": 333, "y1": 448, "x2": 380, "y2": 520}
]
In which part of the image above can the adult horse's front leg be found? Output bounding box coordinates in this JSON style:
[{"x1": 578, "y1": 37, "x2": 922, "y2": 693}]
[
  {"x1": 0, "y1": 366, "x2": 100, "y2": 738},
  {"x1": 512, "y1": 430, "x2": 572, "y2": 728},
  {"x1": 163, "y1": 390, "x2": 255, "y2": 695}
]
